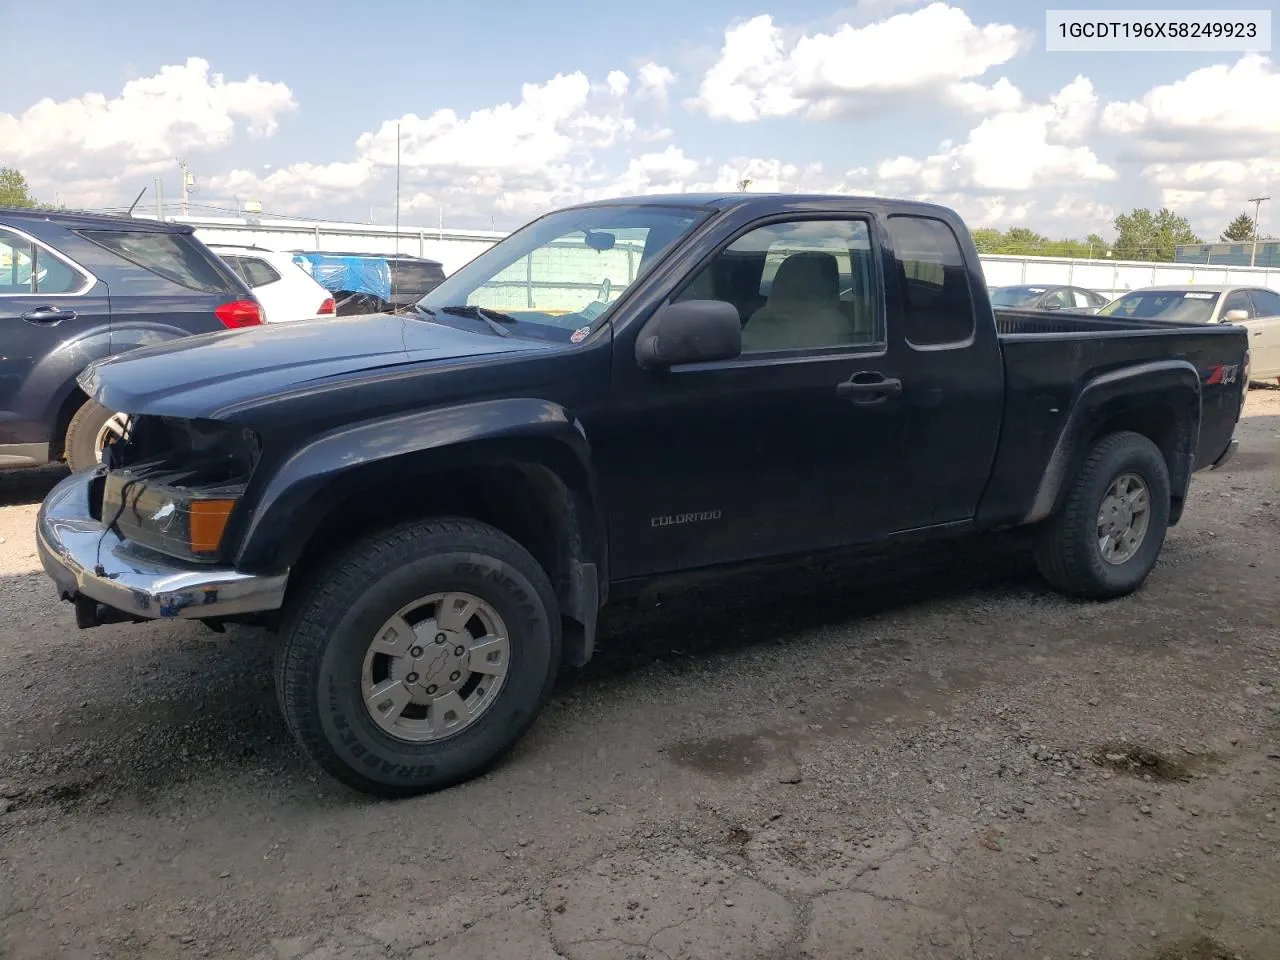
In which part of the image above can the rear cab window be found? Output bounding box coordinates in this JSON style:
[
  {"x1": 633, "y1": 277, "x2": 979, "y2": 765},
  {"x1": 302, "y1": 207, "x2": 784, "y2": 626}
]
[
  {"x1": 886, "y1": 215, "x2": 975, "y2": 347},
  {"x1": 80, "y1": 229, "x2": 238, "y2": 294}
]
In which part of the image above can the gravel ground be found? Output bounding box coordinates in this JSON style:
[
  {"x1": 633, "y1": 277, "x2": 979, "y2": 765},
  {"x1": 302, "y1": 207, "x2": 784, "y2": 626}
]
[{"x1": 1, "y1": 389, "x2": 1278, "y2": 960}]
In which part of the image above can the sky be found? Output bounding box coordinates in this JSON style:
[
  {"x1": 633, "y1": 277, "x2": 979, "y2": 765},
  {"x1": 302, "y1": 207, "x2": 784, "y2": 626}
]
[{"x1": 1, "y1": 0, "x2": 1276, "y2": 240}]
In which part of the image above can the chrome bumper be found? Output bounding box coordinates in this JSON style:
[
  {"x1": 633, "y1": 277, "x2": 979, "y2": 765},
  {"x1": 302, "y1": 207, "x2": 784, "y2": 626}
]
[
  {"x1": 1211, "y1": 438, "x2": 1239, "y2": 470},
  {"x1": 37, "y1": 469, "x2": 288, "y2": 623}
]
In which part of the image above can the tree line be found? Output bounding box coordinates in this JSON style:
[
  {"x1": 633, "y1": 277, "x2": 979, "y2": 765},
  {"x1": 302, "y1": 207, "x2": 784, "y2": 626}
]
[
  {"x1": 0, "y1": 167, "x2": 56, "y2": 211},
  {"x1": 975, "y1": 207, "x2": 1272, "y2": 262}
]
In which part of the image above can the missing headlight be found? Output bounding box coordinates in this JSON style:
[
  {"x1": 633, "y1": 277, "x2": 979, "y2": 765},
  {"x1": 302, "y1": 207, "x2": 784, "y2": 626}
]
[{"x1": 100, "y1": 416, "x2": 260, "y2": 562}]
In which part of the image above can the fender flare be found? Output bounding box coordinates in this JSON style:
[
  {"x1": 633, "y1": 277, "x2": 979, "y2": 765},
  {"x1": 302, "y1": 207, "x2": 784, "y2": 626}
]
[
  {"x1": 232, "y1": 397, "x2": 605, "y2": 657},
  {"x1": 1024, "y1": 359, "x2": 1202, "y2": 525}
]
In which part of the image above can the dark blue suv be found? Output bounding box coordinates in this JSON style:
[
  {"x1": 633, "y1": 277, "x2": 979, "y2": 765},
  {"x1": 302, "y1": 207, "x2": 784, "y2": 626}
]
[{"x1": 1, "y1": 209, "x2": 262, "y2": 471}]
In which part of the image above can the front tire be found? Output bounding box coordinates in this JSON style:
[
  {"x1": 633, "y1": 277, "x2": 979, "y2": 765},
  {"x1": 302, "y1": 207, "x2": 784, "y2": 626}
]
[
  {"x1": 275, "y1": 518, "x2": 561, "y2": 797},
  {"x1": 1033, "y1": 431, "x2": 1171, "y2": 599}
]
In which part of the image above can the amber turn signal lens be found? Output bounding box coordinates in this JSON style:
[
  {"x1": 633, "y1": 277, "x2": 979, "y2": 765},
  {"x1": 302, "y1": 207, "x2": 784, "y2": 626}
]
[{"x1": 188, "y1": 499, "x2": 237, "y2": 554}]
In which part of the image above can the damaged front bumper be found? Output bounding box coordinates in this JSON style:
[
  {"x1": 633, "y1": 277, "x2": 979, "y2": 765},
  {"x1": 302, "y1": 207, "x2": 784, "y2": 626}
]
[{"x1": 36, "y1": 469, "x2": 288, "y2": 627}]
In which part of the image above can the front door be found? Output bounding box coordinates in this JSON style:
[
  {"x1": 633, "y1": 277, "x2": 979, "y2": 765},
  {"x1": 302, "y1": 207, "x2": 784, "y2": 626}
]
[
  {"x1": 0, "y1": 225, "x2": 110, "y2": 464},
  {"x1": 597, "y1": 212, "x2": 915, "y2": 581},
  {"x1": 1242, "y1": 288, "x2": 1280, "y2": 379}
]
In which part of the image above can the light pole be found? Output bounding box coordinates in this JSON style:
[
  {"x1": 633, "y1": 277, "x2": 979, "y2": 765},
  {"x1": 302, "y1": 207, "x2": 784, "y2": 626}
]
[{"x1": 1247, "y1": 195, "x2": 1269, "y2": 267}]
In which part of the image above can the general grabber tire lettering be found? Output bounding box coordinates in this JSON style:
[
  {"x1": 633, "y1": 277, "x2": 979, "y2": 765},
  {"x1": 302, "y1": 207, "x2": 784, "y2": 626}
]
[
  {"x1": 1033, "y1": 431, "x2": 1171, "y2": 600},
  {"x1": 274, "y1": 518, "x2": 561, "y2": 797}
]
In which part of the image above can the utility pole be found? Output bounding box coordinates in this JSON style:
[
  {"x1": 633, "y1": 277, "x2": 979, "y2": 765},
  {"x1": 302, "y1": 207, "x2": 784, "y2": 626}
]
[
  {"x1": 177, "y1": 159, "x2": 192, "y2": 216},
  {"x1": 154, "y1": 178, "x2": 164, "y2": 220},
  {"x1": 394, "y1": 122, "x2": 402, "y2": 255},
  {"x1": 1248, "y1": 195, "x2": 1270, "y2": 267}
]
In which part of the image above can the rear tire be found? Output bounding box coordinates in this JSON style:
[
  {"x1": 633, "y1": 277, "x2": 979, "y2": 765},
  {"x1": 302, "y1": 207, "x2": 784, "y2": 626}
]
[
  {"x1": 275, "y1": 518, "x2": 560, "y2": 797},
  {"x1": 63, "y1": 398, "x2": 128, "y2": 472},
  {"x1": 1033, "y1": 431, "x2": 1170, "y2": 599}
]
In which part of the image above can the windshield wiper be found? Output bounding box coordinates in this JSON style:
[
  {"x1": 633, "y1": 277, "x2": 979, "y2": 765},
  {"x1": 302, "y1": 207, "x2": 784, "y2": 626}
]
[{"x1": 439, "y1": 304, "x2": 517, "y2": 338}]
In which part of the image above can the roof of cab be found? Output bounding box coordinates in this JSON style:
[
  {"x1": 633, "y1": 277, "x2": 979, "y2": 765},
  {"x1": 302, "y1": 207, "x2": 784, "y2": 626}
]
[{"x1": 561, "y1": 192, "x2": 959, "y2": 217}]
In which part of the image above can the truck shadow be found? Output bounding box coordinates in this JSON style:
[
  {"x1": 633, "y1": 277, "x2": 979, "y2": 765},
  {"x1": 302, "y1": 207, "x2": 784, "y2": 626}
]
[
  {"x1": 0, "y1": 534, "x2": 1041, "y2": 813},
  {"x1": 582, "y1": 534, "x2": 1036, "y2": 682}
]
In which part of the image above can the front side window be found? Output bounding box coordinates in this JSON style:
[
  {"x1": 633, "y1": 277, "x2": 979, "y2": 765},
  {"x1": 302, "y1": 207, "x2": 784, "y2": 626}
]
[
  {"x1": 887, "y1": 215, "x2": 975, "y2": 346},
  {"x1": 419, "y1": 204, "x2": 706, "y2": 342},
  {"x1": 1221, "y1": 290, "x2": 1254, "y2": 319},
  {"x1": 1042, "y1": 289, "x2": 1072, "y2": 310},
  {"x1": 675, "y1": 218, "x2": 880, "y2": 353},
  {"x1": 0, "y1": 228, "x2": 82, "y2": 294}
]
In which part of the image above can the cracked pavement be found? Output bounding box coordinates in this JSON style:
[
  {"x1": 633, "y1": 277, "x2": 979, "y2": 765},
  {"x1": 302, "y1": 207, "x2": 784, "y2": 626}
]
[{"x1": 1, "y1": 389, "x2": 1278, "y2": 960}]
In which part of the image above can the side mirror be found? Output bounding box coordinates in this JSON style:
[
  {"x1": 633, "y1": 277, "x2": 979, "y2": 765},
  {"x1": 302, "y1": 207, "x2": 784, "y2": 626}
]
[
  {"x1": 1222, "y1": 309, "x2": 1249, "y2": 323},
  {"x1": 635, "y1": 300, "x2": 742, "y2": 369}
]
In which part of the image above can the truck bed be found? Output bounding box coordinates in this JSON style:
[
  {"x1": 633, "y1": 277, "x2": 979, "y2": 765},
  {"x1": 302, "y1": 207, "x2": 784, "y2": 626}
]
[{"x1": 979, "y1": 308, "x2": 1249, "y2": 528}]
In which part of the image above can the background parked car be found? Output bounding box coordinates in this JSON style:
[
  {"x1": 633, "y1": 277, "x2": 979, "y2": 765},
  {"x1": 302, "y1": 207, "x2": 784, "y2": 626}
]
[
  {"x1": 989, "y1": 284, "x2": 1110, "y2": 313},
  {"x1": 292, "y1": 251, "x2": 446, "y2": 316},
  {"x1": 0, "y1": 208, "x2": 262, "y2": 471},
  {"x1": 208, "y1": 244, "x2": 336, "y2": 323},
  {"x1": 1098, "y1": 284, "x2": 1280, "y2": 382}
]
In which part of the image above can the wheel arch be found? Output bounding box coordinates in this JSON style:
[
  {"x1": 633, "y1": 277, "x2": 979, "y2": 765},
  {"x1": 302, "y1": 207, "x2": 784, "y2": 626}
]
[
  {"x1": 1024, "y1": 360, "x2": 1201, "y2": 527},
  {"x1": 235, "y1": 399, "x2": 606, "y2": 665}
]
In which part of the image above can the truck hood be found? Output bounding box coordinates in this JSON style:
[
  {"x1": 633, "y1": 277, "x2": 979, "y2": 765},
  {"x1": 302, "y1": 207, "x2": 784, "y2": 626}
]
[{"x1": 81, "y1": 313, "x2": 556, "y2": 419}]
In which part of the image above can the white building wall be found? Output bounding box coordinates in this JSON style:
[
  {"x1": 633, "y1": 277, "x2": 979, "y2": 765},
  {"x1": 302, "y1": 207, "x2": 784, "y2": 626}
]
[{"x1": 169, "y1": 216, "x2": 1280, "y2": 297}]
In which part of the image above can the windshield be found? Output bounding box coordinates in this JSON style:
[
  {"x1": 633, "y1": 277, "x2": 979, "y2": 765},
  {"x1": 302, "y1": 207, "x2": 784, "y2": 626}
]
[
  {"x1": 418, "y1": 204, "x2": 707, "y2": 341},
  {"x1": 1098, "y1": 290, "x2": 1220, "y2": 324},
  {"x1": 989, "y1": 286, "x2": 1046, "y2": 307}
]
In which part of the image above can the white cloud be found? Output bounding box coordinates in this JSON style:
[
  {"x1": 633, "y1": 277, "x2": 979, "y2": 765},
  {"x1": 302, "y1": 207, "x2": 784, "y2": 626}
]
[
  {"x1": 594, "y1": 146, "x2": 701, "y2": 197},
  {"x1": 211, "y1": 71, "x2": 645, "y2": 219},
  {"x1": 606, "y1": 70, "x2": 631, "y2": 97},
  {"x1": 0, "y1": 57, "x2": 295, "y2": 181},
  {"x1": 1098, "y1": 56, "x2": 1280, "y2": 232},
  {"x1": 692, "y1": 3, "x2": 1028, "y2": 122},
  {"x1": 1101, "y1": 54, "x2": 1280, "y2": 160},
  {"x1": 947, "y1": 78, "x2": 1023, "y2": 113},
  {"x1": 636, "y1": 62, "x2": 678, "y2": 104},
  {"x1": 874, "y1": 77, "x2": 1115, "y2": 195}
]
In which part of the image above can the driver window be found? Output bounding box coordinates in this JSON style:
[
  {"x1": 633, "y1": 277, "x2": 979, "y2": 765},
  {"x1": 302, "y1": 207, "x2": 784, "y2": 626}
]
[
  {"x1": 1221, "y1": 290, "x2": 1254, "y2": 319},
  {"x1": 1043, "y1": 289, "x2": 1070, "y2": 309},
  {"x1": 674, "y1": 218, "x2": 880, "y2": 353}
]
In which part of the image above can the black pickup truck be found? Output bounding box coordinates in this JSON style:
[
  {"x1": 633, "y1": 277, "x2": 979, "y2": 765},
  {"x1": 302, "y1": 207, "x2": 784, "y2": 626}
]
[{"x1": 37, "y1": 194, "x2": 1249, "y2": 797}]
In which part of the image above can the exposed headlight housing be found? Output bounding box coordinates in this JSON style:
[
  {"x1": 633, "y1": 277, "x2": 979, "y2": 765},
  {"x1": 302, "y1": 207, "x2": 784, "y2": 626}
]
[{"x1": 98, "y1": 417, "x2": 259, "y2": 563}]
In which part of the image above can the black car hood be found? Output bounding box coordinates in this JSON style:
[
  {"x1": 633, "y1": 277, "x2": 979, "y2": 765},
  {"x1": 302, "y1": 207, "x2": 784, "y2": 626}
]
[{"x1": 81, "y1": 313, "x2": 556, "y2": 420}]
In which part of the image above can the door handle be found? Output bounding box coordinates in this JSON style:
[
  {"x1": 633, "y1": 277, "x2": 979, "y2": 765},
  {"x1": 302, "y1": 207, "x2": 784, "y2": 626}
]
[
  {"x1": 21, "y1": 306, "x2": 77, "y2": 324},
  {"x1": 836, "y1": 374, "x2": 903, "y2": 405}
]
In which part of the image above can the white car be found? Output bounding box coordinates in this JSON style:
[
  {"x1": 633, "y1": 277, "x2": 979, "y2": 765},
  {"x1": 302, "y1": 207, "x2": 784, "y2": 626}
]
[
  {"x1": 1097, "y1": 283, "x2": 1280, "y2": 383},
  {"x1": 208, "y1": 245, "x2": 336, "y2": 323}
]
